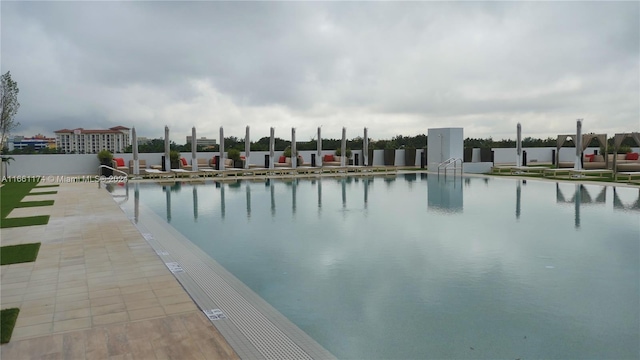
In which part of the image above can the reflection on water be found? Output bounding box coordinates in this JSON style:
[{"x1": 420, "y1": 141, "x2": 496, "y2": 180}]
[
  {"x1": 132, "y1": 177, "x2": 640, "y2": 226},
  {"x1": 614, "y1": 187, "x2": 640, "y2": 211},
  {"x1": 193, "y1": 187, "x2": 198, "y2": 220},
  {"x1": 123, "y1": 175, "x2": 640, "y2": 359},
  {"x1": 428, "y1": 175, "x2": 463, "y2": 213},
  {"x1": 555, "y1": 184, "x2": 610, "y2": 228}
]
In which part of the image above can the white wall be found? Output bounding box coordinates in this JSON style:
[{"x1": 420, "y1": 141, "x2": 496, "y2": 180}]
[
  {"x1": 3, "y1": 149, "x2": 429, "y2": 176},
  {"x1": 13, "y1": 146, "x2": 636, "y2": 176},
  {"x1": 491, "y1": 147, "x2": 640, "y2": 164},
  {"x1": 427, "y1": 128, "x2": 463, "y2": 171}
]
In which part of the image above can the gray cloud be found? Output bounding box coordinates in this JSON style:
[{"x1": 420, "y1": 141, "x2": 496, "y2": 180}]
[{"x1": 2, "y1": 1, "x2": 638, "y2": 142}]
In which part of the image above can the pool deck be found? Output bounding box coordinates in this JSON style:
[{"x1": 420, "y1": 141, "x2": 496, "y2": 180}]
[{"x1": 0, "y1": 182, "x2": 239, "y2": 359}]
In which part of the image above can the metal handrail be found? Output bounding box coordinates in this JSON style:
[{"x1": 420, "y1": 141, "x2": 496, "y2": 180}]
[
  {"x1": 97, "y1": 165, "x2": 129, "y2": 189},
  {"x1": 437, "y1": 158, "x2": 463, "y2": 176},
  {"x1": 98, "y1": 164, "x2": 128, "y2": 178}
]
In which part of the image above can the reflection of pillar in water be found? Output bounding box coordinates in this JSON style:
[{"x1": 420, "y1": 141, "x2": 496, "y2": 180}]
[
  {"x1": 220, "y1": 185, "x2": 226, "y2": 219},
  {"x1": 364, "y1": 179, "x2": 369, "y2": 208},
  {"x1": 292, "y1": 179, "x2": 297, "y2": 214},
  {"x1": 341, "y1": 179, "x2": 347, "y2": 208},
  {"x1": 516, "y1": 180, "x2": 521, "y2": 219},
  {"x1": 134, "y1": 183, "x2": 139, "y2": 223},
  {"x1": 270, "y1": 181, "x2": 276, "y2": 216},
  {"x1": 193, "y1": 186, "x2": 198, "y2": 221},
  {"x1": 165, "y1": 185, "x2": 171, "y2": 222},
  {"x1": 317, "y1": 179, "x2": 322, "y2": 209},
  {"x1": 246, "y1": 184, "x2": 251, "y2": 218},
  {"x1": 574, "y1": 184, "x2": 581, "y2": 228}
]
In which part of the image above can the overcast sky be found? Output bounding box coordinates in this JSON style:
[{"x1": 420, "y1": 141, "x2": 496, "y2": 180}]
[{"x1": 2, "y1": 1, "x2": 638, "y2": 143}]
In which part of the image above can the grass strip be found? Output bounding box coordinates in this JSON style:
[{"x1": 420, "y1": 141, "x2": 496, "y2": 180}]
[
  {"x1": 15, "y1": 200, "x2": 54, "y2": 208},
  {"x1": 35, "y1": 184, "x2": 59, "y2": 188},
  {"x1": 25, "y1": 191, "x2": 57, "y2": 196},
  {"x1": 1, "y1": 216, "x2": 50, "y2": 229},
  {"x1": 0, "y1": 181, "x2": 40, "y2": 218},
  {"x1": 1, "y1": 308, "x2": 20, "y2": 344},
  {"x1": 0, "y1": 243, "x2": 41, "y2": 265}
]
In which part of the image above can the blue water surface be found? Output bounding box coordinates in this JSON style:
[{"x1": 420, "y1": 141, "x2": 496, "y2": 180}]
[{"x1": 122, "y1": 175, "x2": 640, "y2": 359}]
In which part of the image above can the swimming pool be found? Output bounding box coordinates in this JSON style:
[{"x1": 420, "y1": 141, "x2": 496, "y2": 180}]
[{"x1": 121, "y1": 174, "x2": 639, "y2": 359}]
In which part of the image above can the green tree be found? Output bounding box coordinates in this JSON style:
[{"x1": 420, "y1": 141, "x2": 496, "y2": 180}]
[{"x1": 1, "y1": 71, "x2": 20, "y2": 153}]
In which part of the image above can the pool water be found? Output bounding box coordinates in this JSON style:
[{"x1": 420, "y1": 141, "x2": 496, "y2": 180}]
[{"x1": 122, "y1": 175, "x2": 639, "y2": 359}]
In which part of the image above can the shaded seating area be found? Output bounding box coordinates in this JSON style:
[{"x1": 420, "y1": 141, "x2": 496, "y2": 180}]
[
  {"x1": 612, "y1": 132, "x2": 640, "y2": 173},
  {"x1": 555, "y1": 133, "x2": 608, "y2": 169}
]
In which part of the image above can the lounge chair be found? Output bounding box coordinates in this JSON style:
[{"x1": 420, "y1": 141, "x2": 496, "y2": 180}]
[
  {"x1": 112, "y1": 158, "x2": 130, "y2": 175},
  {"x1": 274, "y1": 156, "x2": 292, "y2": 168},
  {"x1": 129, "y1": 159, "x2": 147, "y2": 174},
  {"x1": 143, "y1": 168, "x2": 174, "y2": 179},
  {"x1": 183, "y1": 158, "x2": 212, "y2": 171},
  {"x1": 322, "y1": 154, "x2": 342, "y2": 167}
]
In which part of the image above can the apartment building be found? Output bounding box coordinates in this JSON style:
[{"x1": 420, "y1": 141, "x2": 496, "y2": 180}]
[{"x1": 55, "y1": 126, "x2": 130, "y2": 154}]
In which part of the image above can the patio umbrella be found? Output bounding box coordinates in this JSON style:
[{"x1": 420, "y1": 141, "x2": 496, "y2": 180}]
[
  {"x1": 575, "y1": 120, "x2": 582, "y2": 170},
  {"x1": 245, "y1": 126, "x2": 250, "y2": 169},
  {"x1": 363, "y1": 127, "x2": 369, "y2": 166},
  {"x1": 164, "y1": 126, "x2": 170, "y2": 171},
  {"x1": 341, "y1": 127, "x2": 347, "y2": 167},
  {"x1": 191, "y1": 127, "x2": 198, "y2": 171},
  {"x1": 317, "y1": 127, "x2": 322, "y2": 167},
  {"x1": 516, "y1": 123, "x2": 522, "y2": 167},
  {"x1": 132, "y1": 127, "x2": 139, "y2": 175},
  {"x1": 291, "y1": 127, "x2": 297, "y2": 169},
  {"x1": 269, "y1": 127, "x2": 275, "y2": 169},
  {"x1": 219, "y1": 127, "x2": 225, "y2": 171}
]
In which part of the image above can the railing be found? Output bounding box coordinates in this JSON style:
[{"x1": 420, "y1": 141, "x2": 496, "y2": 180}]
[
  {"x1": 97, "y1": 164, "x2": 129, "y2": 203},
  {"x1": 97, "y1": 164, "x2": 129, "y2": 188},
  {"x1": 437, "y1": 158, "x2": 463, "y2": 177}
]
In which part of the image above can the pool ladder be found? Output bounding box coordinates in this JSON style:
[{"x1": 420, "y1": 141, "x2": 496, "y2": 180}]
[{"x1": 437, "y1": 158, "x2": 463, "y2": 177}]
